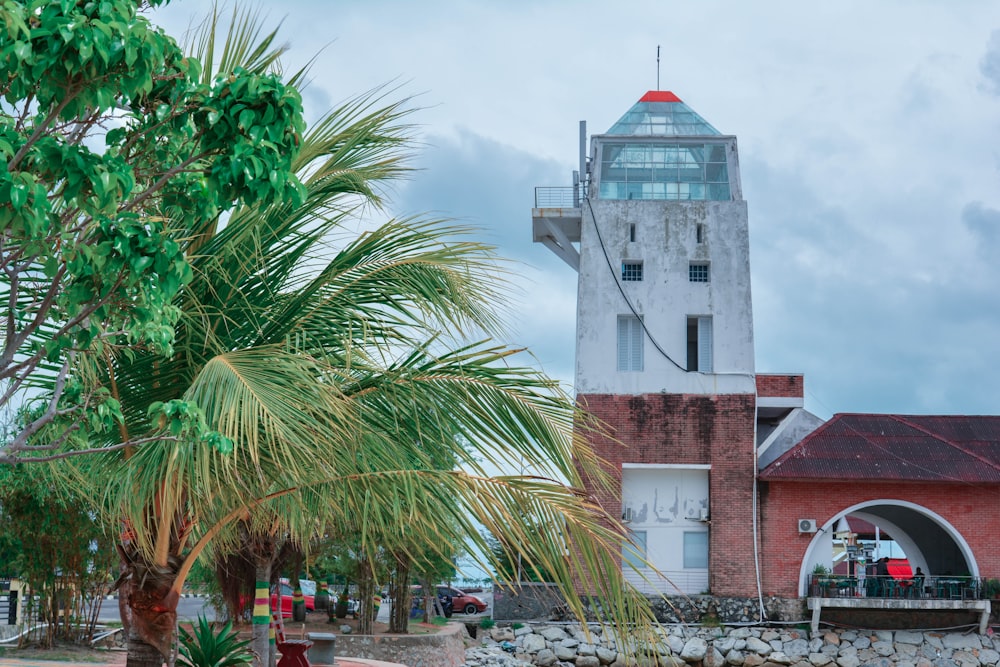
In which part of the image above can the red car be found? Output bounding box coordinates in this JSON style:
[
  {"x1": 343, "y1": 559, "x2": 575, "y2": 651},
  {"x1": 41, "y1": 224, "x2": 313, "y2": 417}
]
[
  {"x1": 271, "y1": 581, "x2": 315, "y2": 618},
  {"x1": 413, "y1": 585, "x2": 488, "y2": 615}
]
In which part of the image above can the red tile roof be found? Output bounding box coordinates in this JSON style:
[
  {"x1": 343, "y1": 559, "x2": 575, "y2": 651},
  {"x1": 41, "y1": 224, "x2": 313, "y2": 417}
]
[{"x1": 759, "y1": 414, "x2": 1000, "y2": 483}]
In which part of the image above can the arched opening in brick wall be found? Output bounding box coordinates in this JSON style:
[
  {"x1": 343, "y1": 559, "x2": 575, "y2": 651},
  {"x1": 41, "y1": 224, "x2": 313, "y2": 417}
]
[{"x1": 797, "y1": 499, "x2": 977, "y2": 596}]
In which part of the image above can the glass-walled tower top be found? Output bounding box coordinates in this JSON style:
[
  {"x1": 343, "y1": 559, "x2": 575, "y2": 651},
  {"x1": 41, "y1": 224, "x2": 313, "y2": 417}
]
[
  {"x1": 606, "y1": 90, "x2": 721, "y2": 136},
  {"x1": 595, "y1": 90, "x2": 736, "y2": 202}
]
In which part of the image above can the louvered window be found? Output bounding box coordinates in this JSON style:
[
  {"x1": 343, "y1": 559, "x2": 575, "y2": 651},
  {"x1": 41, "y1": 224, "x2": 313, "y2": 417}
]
[{"x1": 617, "y1": 315, "x2": 644, "y2": 372}]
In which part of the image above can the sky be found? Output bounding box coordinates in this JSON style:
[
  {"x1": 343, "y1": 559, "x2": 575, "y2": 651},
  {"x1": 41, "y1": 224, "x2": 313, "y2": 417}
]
[{"x1": 153, "y1": 0, "x2": 1000, "y2": 420}]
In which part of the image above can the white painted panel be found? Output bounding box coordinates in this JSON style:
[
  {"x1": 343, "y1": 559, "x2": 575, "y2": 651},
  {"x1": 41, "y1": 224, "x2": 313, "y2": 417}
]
[{"x1": 621, "y1": 468, "x2": 709, "y2": 595}]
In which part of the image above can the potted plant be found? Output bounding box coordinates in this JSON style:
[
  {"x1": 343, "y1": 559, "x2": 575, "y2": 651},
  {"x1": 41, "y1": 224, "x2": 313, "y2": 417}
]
[
  {"x1": 811, "y1": 564, "x2": 831, "y2": 597},
  {"x1": 335, "y1": 586, "x2": 349, "y2": 619}
]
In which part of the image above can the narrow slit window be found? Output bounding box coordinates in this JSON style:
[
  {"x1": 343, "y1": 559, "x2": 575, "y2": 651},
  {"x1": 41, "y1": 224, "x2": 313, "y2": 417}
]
[
  {"x1": 629, "y1": 223, "x2": 636, "y2": 242},
  {"x1": 696, "y1": 224, "x2": 705, "y2": 244},
  {"x1": 621, "y1": 260, "x2": 643, "y2": 282}
]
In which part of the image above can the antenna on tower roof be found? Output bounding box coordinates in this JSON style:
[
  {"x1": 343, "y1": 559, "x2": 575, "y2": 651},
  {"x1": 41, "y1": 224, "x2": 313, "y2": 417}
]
[{"x1": 656, "y1": 45, "x2": 661, "y2": 90}]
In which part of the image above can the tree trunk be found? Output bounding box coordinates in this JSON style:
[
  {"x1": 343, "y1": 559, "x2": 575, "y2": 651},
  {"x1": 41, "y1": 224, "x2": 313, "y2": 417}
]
[
  {"x1": 388, "y1": 557, "x2": 411, "y2": 633},
  {"x1": 250, "y1": 565, "x2": 273, "y2": 667},
  {"x1": 357, "y1": 560, "x2": 375, "y2": 635},
  {"x1": 125, "y1": 582, "x2": 178, "y2": 667},
  {"x1": 126, "y1": 625, "x2": 168, "y2": 667}
]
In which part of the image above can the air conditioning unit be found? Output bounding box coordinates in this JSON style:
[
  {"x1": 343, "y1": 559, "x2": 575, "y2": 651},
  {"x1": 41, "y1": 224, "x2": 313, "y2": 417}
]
[
  {"x1": 798, "y1": 518, "x2": 818, "y2": 533},
  {"x1": 622, "y1": 507, "x2": 633, "y2": 523},
  {"x1": 699, "y1": 507, "x2": 710, "y2": 522}
]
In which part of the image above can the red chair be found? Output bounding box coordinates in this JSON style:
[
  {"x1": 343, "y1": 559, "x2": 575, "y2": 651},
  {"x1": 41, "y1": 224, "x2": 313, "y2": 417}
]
[{"x1": 270, "y1": 609, "x2": 313, "y2": 667}]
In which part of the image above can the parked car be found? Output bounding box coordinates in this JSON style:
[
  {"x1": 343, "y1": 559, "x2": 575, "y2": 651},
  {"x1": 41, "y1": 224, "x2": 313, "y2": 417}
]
[
  {"x1": 271, "y1": 579, "x2": 316, "y2": 617},
  {"x1": 412, "y1": 585, "x2": 487, "y2": 615}
]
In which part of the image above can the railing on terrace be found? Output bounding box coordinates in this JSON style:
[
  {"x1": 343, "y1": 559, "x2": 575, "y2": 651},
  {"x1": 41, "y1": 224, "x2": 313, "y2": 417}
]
[
  {"x1": 810, "y1": 574, "x2": 997, "y2": 600},
  {"x1": 534, "y1": 186, "x2": 583, "y2": 209}
]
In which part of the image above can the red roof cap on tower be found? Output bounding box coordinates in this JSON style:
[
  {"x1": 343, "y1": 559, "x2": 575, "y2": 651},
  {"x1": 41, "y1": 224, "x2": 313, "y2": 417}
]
[{"x1": 639, "y1": 90, "x2": 682, "y2": 103}]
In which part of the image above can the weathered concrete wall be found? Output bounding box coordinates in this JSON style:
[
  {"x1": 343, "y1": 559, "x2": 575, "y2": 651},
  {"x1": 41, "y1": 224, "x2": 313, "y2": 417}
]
[
  {"x1": 576, "y1": 200, "x2": 755, "y2": 396},
  {"x1": 335, "y1": 621, "x2": 466, "y2": 667}
]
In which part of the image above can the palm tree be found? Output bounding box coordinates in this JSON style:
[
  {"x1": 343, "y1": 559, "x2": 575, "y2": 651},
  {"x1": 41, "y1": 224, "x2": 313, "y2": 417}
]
[{"x1": 72, "y1": 7, "x2": 659, "y2": 667}]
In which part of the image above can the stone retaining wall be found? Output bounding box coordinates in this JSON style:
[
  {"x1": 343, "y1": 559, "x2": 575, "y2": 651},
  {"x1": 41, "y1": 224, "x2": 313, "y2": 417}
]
[
  {"x1": 336, "y1": 619, "x2": 466, "y2": 667},
  {"x1": 466, "y1": 623, "x2": 1000, "y2": 667}
]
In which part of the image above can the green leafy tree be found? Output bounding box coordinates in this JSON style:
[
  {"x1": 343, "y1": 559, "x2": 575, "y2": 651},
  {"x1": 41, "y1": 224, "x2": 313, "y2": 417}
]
[
  {"x1": 0, "y1": 464, "x2": 117, "y2": 645},
  {"x1": 0, "y1": 0, "x2": 304, "y2": 464}
]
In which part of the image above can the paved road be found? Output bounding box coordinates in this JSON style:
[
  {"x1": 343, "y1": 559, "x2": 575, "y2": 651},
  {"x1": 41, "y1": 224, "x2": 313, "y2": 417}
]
[{"x1": 94, "y1": 596, "x2": 216, "y2": 624}]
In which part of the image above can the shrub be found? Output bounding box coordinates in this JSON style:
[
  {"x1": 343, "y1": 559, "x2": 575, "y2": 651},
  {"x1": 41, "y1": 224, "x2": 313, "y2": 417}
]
[
  {"x1": 178, "y1": 615, "x2": 252, "y2": 667},
  {"x1": 479, "y1": 617, "x2": 496, "y2": 630}
]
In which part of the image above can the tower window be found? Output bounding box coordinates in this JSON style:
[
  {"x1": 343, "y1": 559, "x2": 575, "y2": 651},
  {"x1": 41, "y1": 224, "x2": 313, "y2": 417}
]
[
  {"x1": 623, "y1": 529, "x2": 647, "y2": 570},
  {"x1": 617, "y1": 315, "x2": 644, "y2": 372},
  {"x1": 629, "y1": 223, "x2": 636, "y2": 242},
  {"x1": 683, "y1": 531, "x2": 709, "y2": 569},
  {"x1": 686, "y1": 316, "x2": 713, "y2": 372},
  {"x1": 621, "y1": 260, "x2": 643, "y2": 282},
  {"x1": 689, "y1": 262, "x2": 709, "y2": 283},
  {"x1": 696, "y1": 224, "x2": 705, "y2": 244}
]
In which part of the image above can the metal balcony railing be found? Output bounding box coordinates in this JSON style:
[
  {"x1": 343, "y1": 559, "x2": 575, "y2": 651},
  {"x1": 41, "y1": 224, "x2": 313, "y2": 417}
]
[
  {"x1": 810, "y1": 574, "x2": 996, "y2": 600},
  {"x1": 534, "y1": 186, "x2": 583, "y2": 209}
]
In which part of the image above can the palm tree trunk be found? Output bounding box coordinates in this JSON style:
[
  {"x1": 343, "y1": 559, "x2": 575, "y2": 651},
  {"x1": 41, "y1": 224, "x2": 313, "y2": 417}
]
[
  {"x1": 124, "y1": 573, "x2": 179, "y2": 667},
  {"x1": 250, "y1": 565, "x2": 273, "y2": 667}
]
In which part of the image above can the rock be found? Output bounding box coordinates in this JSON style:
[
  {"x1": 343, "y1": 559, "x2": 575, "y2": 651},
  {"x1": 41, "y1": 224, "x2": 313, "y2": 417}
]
[
  {"x1": 726, "y1": 649, "x2": 747, "y2": 665},
  {"x1": 744, "y1": 654, "x2": 766, "y2": 667},
  {"x1": 853, "y1": 637, "x2": 871, "y2": 650},
  {"x1": 784, "y1": 639, "x2": 810, "y2": 657},
  {"x1": 944, "y1": 635, "x2": 983, "y2": 651},
  {"x1": 493, "y1": 628, "x2": 516, "y2": 642},
  {"x1": 555, "y1": 645, "x2": 577, "y2": 661},
  {"x1": 560, "y1": 637, "x2": 581, "y2": 649},
  {"x1": 835, "y1": 653, "x2": 860, "y2": 667},
  {"x1": 577, "y1": 643, "x2": 597, "y2": 657},
  {"x1": 980, "y1": 649, "x2": 1000, "y2": 665},
  {"x1": 577, "y1": 657, "x2": 601, "y2": 667},
  {"x1": 952, "y1": 650, "x2": 980, "y2": 667},
  {"x1": 769, "y1": 652, "x2": 793, "y2": 665},
  {"x1": 536, "y1": 648, "x2": 557, "y2": 666},
  {"x1": 706, "y1": 647, "x2": 726, "y2": 667},
  {"x1": 809, "y1": 652, "x2": 833, "y2": 666},
  {"x1": 681, "y1": 637, "x2": 709, "y2": 661},
  {"x1": 896, "y1": 631, "x2": 925, "y2": 645},
  {"x1": 339, "y1": 624, "x2": 352, "y2": 634},
  {"x1": 596, "y1": 647, "x2": 618, "y2": 664},
  {"x1": 515, "y1": 625, "x2": 534, "y2": 637},
  {"x1": 747, "y1": 637, "x2": 774, "y2": 656},
  {"x1": 523, "y1": 634, "x2": 547, "y2": 652},
  {"x1": 872, "y1": 641, "x2": 894, "y2": 657},
  {"x1": 716, "y1": 637, "x2": 737, "y2": 654},
  {"x1": 540, "y1": 627, "x2": 569, "y2": 642},
  {"x1": 824, "y1": 633, "x2": 841, "y2": 647}
]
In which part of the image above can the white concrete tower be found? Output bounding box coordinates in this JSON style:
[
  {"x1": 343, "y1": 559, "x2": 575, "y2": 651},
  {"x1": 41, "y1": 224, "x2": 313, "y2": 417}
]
[{"x1": 532, "y1": 91, "x2": 761, "y2": 597}]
